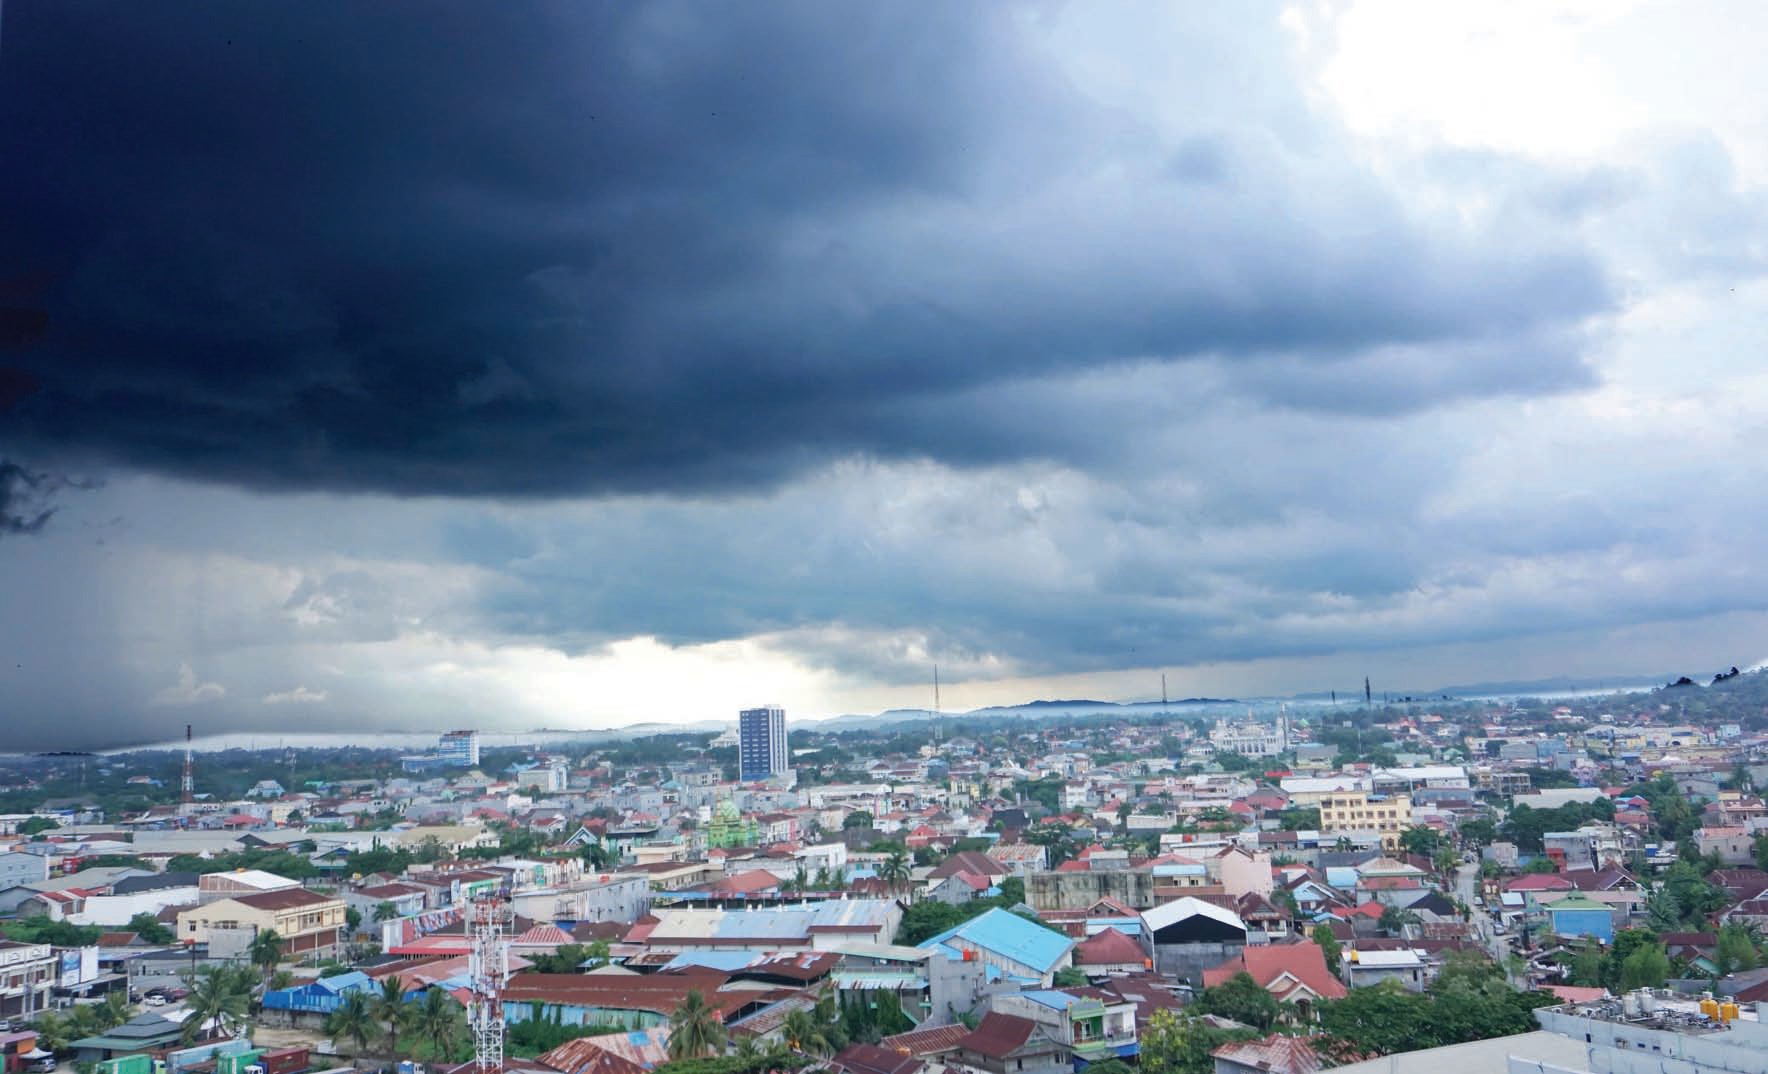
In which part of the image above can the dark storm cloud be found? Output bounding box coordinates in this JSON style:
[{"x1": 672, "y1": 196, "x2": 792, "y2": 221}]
[{"x1": 0, "y1": 2, "x2": 1611, "y2": 499}]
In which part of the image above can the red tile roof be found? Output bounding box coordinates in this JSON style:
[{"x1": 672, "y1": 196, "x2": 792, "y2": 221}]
[
  {"x1": 1202, "y1": 943, "x2": 1346, "y2": 1001},
  {"x1": 1074, "y1": 927, "x2": 1146, "y2": 967},
  {"x1": 879, "y1": 1023, "x2": 972, "y2": 1057},
  {"x1": 955, "y1": 1012, "x2": 1041, "y2": 1060}
]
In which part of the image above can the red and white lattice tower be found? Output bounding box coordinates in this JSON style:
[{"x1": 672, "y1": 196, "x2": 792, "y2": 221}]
[{"x1": 466, "y1": 889, "x2": 513, "y2": 1074}]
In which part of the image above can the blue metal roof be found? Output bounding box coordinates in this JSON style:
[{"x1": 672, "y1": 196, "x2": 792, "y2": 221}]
[
  {"x1": 918, "y1": 907, "x2": 1073, "y2": 974},
  {"x1": 662, "y1": 950, "x2": 769, "y2": 972}
]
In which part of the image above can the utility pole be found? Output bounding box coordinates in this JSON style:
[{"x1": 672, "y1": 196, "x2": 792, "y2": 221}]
[{"x1": 933, "y1": 664, "x2": 941, "y2": 743}]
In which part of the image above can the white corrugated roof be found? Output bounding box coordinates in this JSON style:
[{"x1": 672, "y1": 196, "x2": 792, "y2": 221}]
[{"x1": 1141, "y1": 896, "x2": 1245, "y2": 934}]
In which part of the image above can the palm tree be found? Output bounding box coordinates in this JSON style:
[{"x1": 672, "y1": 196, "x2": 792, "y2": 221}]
[
  {"x1": 781, "y1": 1008, "x2": 833, "y2": 1057},
  {"x1": 181, "y1": 964, "x2": 249, "y2": 1043},
  {"x1": 326, "y1": 991, "x2": 379, "y2": 1056},
  {"x1": 371, "y1": 976, "x2": 414, "y2": 1059},
  {"x1": 373, "y1": 902, "x2": 399, "y2": 924},
  {"x1": 248, "y1": 929, "x2": 285, "y2": 990},
  {"x1": 64, "y1": 1003, "x2": 100, "y2": 1044},
  {"x1": 667, "y1": 990, "x2": 725, "y2": 1060},
  {"x1": 414, "y1": 988, "x2": 466, "y2": 1062},
  {"x1": 880, "y1": 850, "x2": 911, "y2": 896},
  {"x1": 96, "y1": 990, "x2": 134, "y2": 1030}
]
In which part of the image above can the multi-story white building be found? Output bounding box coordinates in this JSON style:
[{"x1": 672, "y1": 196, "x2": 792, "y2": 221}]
[
  {"x1": 0, "y1": 940, "x2": 57, "y2": 1019},
  {"x1": 1209, "y1": 714, "x2": 1288, "y2": 757},
  {"x1": 438, "y1": 730, "x2": 480, "y2": 767},
  {"x1": 1530, "y1": 991, "x2": 1768, "y2": 1074}
]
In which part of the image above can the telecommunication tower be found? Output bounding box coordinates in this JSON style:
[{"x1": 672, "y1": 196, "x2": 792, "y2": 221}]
[
  {"x1": 466, "y1": 890, "x2": 513, "y2": 1074},
  {"x1": 181, "y1": 724, "x2": 195, "y2": 805}
]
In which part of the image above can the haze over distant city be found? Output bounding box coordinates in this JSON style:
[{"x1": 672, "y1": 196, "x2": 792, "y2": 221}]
[{"x1": 6, "y1": 3, "x2": 1768, "y2": 750}]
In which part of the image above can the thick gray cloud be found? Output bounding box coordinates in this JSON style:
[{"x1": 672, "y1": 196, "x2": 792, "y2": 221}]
[
  {"x1": 4, "y1": 3, "x2": 1767, "y2": 751},
  {"x1": 0, "y1": 1, "x2": 1607, "y2": 498}
]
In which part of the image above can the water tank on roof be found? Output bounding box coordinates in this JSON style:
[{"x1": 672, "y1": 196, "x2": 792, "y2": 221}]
[
  {"x1": 1722, "y1": 1002, "x2": 1739, "y2": 1024},
  {"x1": 1622, "y1": 992, "x2": 1640, "y2": 1017}
]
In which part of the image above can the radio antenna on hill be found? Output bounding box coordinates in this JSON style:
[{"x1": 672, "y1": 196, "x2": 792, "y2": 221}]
[
  {"x1": 181, "y1": 724, "x2": 194, "y2": 806},
  {"x1": 932, "y1": 664, "x2": 941, "y2": 742}
]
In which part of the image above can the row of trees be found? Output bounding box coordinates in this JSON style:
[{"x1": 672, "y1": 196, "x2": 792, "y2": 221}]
[{"x1": 324, "y1": 976, "x2": 469, "y2": 1060}]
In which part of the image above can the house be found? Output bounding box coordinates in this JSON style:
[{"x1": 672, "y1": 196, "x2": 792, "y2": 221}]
[
  {"x1": 1344, "y1": 948, "x2": 1426, "y2": 991},
  {"x1": 1543, "y1": 895, "x2": 1614, "y2": 944},
  {"x1": 259, "y1": 971, "x2": 374, "y2": 1017},
  {"x1": 1212, "y1": 1034, "x2": 1323, "y2": 1074},
  {"x1": 829, "y1": 1043, "x2": 926, "y2": 1074},
  {"x1": 1073, "y1": 928, "x2": 1149, "y2": 977},
  {"x1": 1202, "y1": 943, "x2": 1347, "y2": 1018},
  {"x1": 992, "y1": 987, "x2": 1139, "y2": 1066},
  {"x1": 950, "y1": 1012, "x2": 1070, "y2": 1074},
  {"x1": 68, "y1": 1012, "x2": 189, "y2": 1060},
  {"x1": 918, "y1": 908, "x2": 1075, "y2": 987},
  {"x1": 0, "y1": 941, "x2": 55, "y2": 1019}
]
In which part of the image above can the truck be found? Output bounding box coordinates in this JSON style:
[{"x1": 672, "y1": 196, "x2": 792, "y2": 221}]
[{"x1": 243, "y1": 1048, "x2": 310, "y2": 1074}]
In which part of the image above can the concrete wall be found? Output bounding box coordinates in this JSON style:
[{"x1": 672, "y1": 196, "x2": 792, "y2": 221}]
[
  {"x1": 1154, "y1": 941, "x2": 1243, "y2": 987},
  {"x1": 1028, "y1": 871, "x2": 1156, "y2": 911}
]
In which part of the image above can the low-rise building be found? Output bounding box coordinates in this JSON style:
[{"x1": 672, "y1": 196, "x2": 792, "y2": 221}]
[{"x1": 177, "y1": 887, "x2": 347, "y2": 959}]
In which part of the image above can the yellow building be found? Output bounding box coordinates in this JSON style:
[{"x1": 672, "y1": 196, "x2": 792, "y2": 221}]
[
  {"x1": 1319, "y1": 791, "x2": 1412, "y2": 850},
  {"x1": 177, "y1": 887, "x2": 346, "y2": 960}
]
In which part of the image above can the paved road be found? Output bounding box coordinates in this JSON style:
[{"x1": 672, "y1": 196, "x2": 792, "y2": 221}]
[{"x1": 1453, "y1": 862, "x2": 1513, "y2": 968}]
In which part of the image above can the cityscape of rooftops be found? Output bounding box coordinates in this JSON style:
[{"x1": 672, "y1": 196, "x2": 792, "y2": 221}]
[{"x1": 5, "y1": 5, "x2": 1768, "y2": 1074}]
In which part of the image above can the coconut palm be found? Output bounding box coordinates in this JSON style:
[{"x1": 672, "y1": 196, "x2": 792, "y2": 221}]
[
  {"x1": 181, "y1": 963, "x2": 250, "y2": 1042},
  {"x1": 326, "y1": 990, "x2": 380, "y2": 1056},
  {"x1": 64, "y1": 1003, "x2": 100, "y2": 1043},
  {"x1": 414, "y1": 988, "x2": 467, "y2": 1062},
  {"x1": 781, "y1": 1008, "x2": 833, "y2": 1057},
  {"x1": 373, "y1": 902, "x2": 399, "y2": 923},
  {"x1": 667, "y1": 989, "x2": 725, "y2": 1060},
  {"x1": 248, "y1": 929, "x2": 285, "y2": 990},
  {"x1": 879, "y1": 850, "x2": 911, "y2": 896},
  {"x1": 371, "y1": 976, "x2": 414, "y2": 1058},
  {"x1": 96, "y1": 989, "x2": 134, "y2": 1030}
]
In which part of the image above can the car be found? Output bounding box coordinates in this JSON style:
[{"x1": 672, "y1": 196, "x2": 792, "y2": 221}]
[
  {"x1": 29, "y1": 1057, "x2": 58, "y2": 1073},
  {"x1": 143, "y1": 995, "x2": 166, "y2": 1007}
]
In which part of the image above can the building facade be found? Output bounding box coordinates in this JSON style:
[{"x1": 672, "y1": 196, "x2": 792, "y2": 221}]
[
  {"x1": 1318, "y1": 792, "x2": 1413, "y2": 850},
  {"x1": 438, "y1": 730, "x2": 481, "y2": 767},
  {"x1": 739, "y1": 706, "x2": 789, "y2": 782}
]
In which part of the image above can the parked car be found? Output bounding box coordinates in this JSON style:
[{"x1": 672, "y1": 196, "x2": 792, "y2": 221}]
[
  {"x1": 143, "y1": 995, "x2": 167, "y2": 1007},
  {"x1": 29, "y1": 1057, "x2": 58, "y2": 1073}
]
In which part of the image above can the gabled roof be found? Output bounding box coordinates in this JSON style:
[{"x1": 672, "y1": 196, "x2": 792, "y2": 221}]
[
  {"x1": 831, "y1": 1043, "x2": 924, "y2": 1074},
  {"x1": 1202, "y1": 943, "x2": 1346, "y2": 1001},
  {"x1": 928, "y1": 851, "x2": 1007, "y2": 880},
  {"x1": 954, "y1": 1012, "x2": 1045, "y2": 1060},
  {"x1": 1143, "y1": 896, "x2": 1246, "y2": 935},
  {"x1": 920, "y1": 908, "x2": 1074, "y2": 974},
  {"x1": 1074, "y1": 927, "x2": 1145, "y2": 967},
  {"x1": 879, "y1": 1023, "x2": 971, "y2": 1057},
  {"x1": 1210, "y1": 1033, "x2": 1322, "y2": 1074}
]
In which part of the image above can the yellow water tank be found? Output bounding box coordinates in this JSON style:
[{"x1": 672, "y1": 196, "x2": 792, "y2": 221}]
[
  {"x1": 1700, "y1": 998, "x2": 1719, "y2": 1019},
  {"x1": 1722, "y1": 1002, "x2": 1740, "y2": 1024}
]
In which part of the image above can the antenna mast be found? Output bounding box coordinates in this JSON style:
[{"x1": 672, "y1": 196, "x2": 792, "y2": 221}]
[
  {"x1": 467, "y1": 890, "x2": 512, "y2": 1074},
  {"x1": 933, "y1": 664, "x2": 941, "y2": 742},
  {"x1": 181, "y1": 724, "x2": 194, "y2": 806}
]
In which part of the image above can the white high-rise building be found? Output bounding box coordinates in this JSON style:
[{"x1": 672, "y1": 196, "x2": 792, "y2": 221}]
[
  {"x1": 739, "y1": 706, "x2": 788, "y2": 781},
  {"x1": 438, "y1": 730, "x2": 480, "y2": 767}
]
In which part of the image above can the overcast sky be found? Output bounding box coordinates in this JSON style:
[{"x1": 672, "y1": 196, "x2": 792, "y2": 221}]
[{"x1": 4, "y1": 1, "x2": 1768, "y2": 750}]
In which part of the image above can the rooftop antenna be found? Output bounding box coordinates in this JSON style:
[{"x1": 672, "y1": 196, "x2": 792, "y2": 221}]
[
  {"x1": 181, "y1": 724, "x2": 194, "y2": 806},
  {"x1": 1162, "y1": 673, "x2": 1168, "y2": 715}
]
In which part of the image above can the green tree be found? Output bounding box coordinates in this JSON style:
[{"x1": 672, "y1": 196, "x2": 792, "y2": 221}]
[
  {"x1": 414, "y1": 988, "x2": 467, "y2": 1062},
  {"x1": 1377, "y1": 905, "x2": 1419, "y2": 936},
  {"x1": 1311, "y1": 924, "x2": 1342, "y2": 976},
  {"x1": 879, "y1": 850, "x2": 912, "y2": 896},
  {"x1": 667, "y1": 990, "x2": 726, "y2": 1061},
  {"x1": 326, "y1": 990, "x2": 380, "y2": 1056},
  {"x1": 248, "y1": 928, "x2": 284, "y2": 989},
  {"x1": 1619, "y1": 942, "x2": 1671, "y2": 990},
  {"x1": 1196, "y1": 971, "x2": 1281, "y2": 1031},
  {"x1": 1716, "y1": 925, "x2": 1760, "y2": 977},
  {"x1": 1458, "y1": 818, "x2": 1498, "y2": 847},
  {"x1": 1317, "y1": 982, "x2": 1431, "y2": 1058},
  {"x1": 781, "y1": 1008, "x2": 835, "y2": 1057},
  {"x1": 374, "y1": 901, "x2": 399, "y2": 923},
  {"x1": 842, "y1": 810, "x2": 874, "y2": 830},
  {"x1": 127, "y1": 912, "x2": 174, "y2": 945},
  {"x1": 1399, "y1": 827, "x2": 1441, "y2": 857},
  {"x1": 1053, "y1": 967, "x2": 1089, "y2": 987},
  {"x1": 19, "y1": 816, "x2": 59, "y2": 836},
  {"x1": 1139, "y1": 1009, "x2": 1256, "y2": 1074},
  {"x1": 181, "y1": 963, "x2": 251, "y2": 1043},
  {"x1": 95, "y1": 990, "x2": 134, "y2": 1031},
  {"x1": 372, "y1": 976, "x2": 415, "y2": 1059}
]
